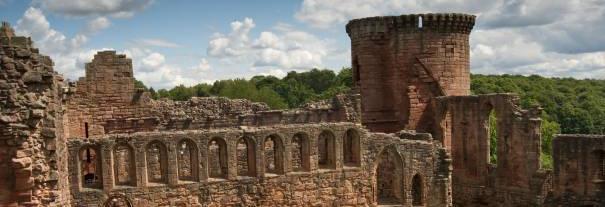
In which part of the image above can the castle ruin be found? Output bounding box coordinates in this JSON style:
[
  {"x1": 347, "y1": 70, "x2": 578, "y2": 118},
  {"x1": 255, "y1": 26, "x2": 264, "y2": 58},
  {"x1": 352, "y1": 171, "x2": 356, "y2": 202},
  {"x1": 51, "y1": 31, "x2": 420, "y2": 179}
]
[{"x1": 0, "y1": 13, "x2": 603, "y2": 207}]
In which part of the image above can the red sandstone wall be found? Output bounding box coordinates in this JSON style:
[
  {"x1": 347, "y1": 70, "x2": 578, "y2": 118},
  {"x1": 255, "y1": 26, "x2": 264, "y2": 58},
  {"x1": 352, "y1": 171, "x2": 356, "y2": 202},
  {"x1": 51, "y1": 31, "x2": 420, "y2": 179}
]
[
  {"x1": 346, "y1": 14, "x2": 475, "y2": 133},
  {"x1": 65, "y1": 53, "x2": 361, "y2": 137},
  {"x1": 0, "y1": 22, "x2": 70, "y2": 206},
  {"x1": 433, "y1": 94, "x2": 549, "y2": 206},
  {"x1": 548, "y1": 135, "x2": 605, "y2": 206},
  {"x1": 66, "y1": 124, "x2": 451, "y2": 206},
  {"x1": 65, "y1": 51, "x2": 155, "y2": 138}
]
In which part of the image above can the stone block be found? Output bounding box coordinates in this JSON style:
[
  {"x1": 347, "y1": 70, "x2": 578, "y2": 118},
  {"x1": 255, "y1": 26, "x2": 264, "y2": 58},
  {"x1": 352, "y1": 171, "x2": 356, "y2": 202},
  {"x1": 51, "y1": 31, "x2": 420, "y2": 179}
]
[
  {"x1": 11, "y1": 157, "x2": 32, "y2": 168},
  {"x1": 22, "y1": 71, "x2": 42, "y2": 83}
]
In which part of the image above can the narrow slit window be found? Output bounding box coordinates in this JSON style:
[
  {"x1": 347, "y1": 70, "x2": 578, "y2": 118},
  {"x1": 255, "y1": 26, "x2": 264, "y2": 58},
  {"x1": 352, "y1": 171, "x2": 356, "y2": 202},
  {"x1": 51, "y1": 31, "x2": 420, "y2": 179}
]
[{"x1": 84, "y1": 122, "x2": 89, "y2": 138}]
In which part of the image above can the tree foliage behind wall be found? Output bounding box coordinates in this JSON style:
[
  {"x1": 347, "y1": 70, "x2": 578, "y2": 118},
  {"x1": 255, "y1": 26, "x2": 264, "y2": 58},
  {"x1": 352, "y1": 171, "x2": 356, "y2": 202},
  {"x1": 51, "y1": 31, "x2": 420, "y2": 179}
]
[{"x1": 136, "y1": 70, "x2": 605, "y2": 169}]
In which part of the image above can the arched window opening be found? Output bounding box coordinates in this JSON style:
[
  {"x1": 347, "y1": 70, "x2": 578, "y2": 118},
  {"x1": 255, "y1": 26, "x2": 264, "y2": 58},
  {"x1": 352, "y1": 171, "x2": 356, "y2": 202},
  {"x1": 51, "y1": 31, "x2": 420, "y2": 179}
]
[
  {"x1": 487, "y1": 108, "x2": 498, "y2": 165},
  {"x1": 412, "y1": 174, "x2": 425, "y2": 205},
  {"x1": 208, "y1": 137, "x2": 228, "y2": 179},
  {"x1": 318, "y1": 130, "x2": 336, "y2": 169},
  {"x1": 146, "y1": 141, "x2": 168, "y2": 184},
  {"x1": 265, "y1": 135, "x2": 284, "y2": 175},
  {"x1": 343, "y1": 129, "x2": 361, "y2": 167},
  {"x1": 237, "y1": 137, "x2": 257, "y2": 177},
  {"x1": 177, "y1": 139, "x2": 198, "y2": 181},
  {"x1": 376, "y1": 147, "x2": 403, "y2": 205},
  {"x1": 114, "y1": 143, "x2": 135, "y2": 186},
  {"x1": 80, "y1": 146, "x2": 102, "y2": 189},
  {"x1": 292, "y1": 133, "x2": 310, "y2": 172},
  {"x1": 418, "y1": 16, "x2": 423, "y2": 28}
]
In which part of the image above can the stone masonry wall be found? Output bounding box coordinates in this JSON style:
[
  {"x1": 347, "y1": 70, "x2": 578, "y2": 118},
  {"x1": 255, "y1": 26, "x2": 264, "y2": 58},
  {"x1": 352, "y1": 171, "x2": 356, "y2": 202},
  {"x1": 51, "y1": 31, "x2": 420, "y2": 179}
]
[
  {"x1": 65, "y1": 51, "x2": 361, "y2": 137},
  {"x1": 65, "y1": 51, "x2": 155, "y2": 138},
  {"x1": 346, "y1": 14, "x2": 475, "y2": 133},
  {"x1": 433, "y1": 94, "x2": 550, "y2": 206},
  {"x1": 546, "y1": 134, "x2": 605, "y2": 206},
  {"x1": 0, "y1": 22, "x2": 70, "y2": 206},
  {"x1": 66, "y1": 123, "x2": 451, "y2": 206}
]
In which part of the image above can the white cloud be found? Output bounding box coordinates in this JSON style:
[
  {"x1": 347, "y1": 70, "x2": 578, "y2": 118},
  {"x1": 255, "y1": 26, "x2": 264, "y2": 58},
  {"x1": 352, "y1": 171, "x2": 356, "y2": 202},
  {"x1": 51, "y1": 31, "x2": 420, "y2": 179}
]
[
  {"x1": 193, "y1": 58, "x2": 211, "y2": 72},
  {"x1": 260, "y1": 69, "x2": 287, "y2": 78},
  {"x1": 85, "y1": 16, "x2": 111, "y2": 34},
  {"x1": 15, "y1": 7, "x2": 93, "y2": 78},
  {"x1": 16, "y1": 7, "x2": 84, "y2": 53},
  {"x1": 40, "y1": 0, "x2": 153, "y2": 18},
  {"x1": 121, "y1": 48, "x2": 214, "y2": 89},
  {"x1": 123, "y1": 48, "x2": 198, "y2": 88},
  {"x1": 141, "y1": 52, "x2": 165, "y2": 70},
  {"x1": 207, "y1": 18, "x2": 333, "y2": 70},
  {"x1": 136, "y1": 38, "x2": 181, "y2": 48},
  {"x1": 207, "y1": 17, "x2": 255, "y2": 57}
]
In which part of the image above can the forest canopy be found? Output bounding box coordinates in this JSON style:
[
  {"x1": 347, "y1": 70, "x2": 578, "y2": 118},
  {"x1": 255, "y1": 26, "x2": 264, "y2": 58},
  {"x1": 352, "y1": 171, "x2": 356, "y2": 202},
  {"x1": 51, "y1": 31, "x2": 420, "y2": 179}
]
[{"x1": 136, "y1": 69, "x2": 605, "y2": 169}]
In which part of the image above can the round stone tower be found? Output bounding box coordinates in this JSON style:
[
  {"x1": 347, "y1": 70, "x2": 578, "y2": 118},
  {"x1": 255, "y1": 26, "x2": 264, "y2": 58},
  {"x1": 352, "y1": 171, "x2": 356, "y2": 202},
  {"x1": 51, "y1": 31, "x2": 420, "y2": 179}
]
[{"x1": 346, "y1": 13, "x2": 475, "y2": 133}]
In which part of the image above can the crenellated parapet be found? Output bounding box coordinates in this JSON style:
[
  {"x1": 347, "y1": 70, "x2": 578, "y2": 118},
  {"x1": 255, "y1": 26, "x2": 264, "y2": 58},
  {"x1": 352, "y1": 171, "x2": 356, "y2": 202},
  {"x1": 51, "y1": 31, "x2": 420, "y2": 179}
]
[{"x1": 346, "y1": 13, "x2": 475, "y2": 38}]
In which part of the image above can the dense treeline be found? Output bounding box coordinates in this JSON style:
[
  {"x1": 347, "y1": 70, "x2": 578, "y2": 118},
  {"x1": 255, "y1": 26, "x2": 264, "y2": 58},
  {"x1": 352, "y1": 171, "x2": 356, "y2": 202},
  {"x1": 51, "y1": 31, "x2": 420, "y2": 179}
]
[
  {"x1": 135, "y1": 68, "x2": 353, "y2": 109},
  {"x1": 136, "y1": 70, "x2": 605, "y2": 169}
]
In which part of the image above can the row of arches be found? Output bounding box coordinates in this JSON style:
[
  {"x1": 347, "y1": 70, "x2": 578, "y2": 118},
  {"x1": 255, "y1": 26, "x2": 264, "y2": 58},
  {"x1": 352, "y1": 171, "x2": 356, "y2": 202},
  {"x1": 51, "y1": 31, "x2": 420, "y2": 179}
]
[
  {"x1": 78, "y1": 129, "x2": 362, "y2": 188},
  {"x1": 209, "y1": 129, "x2": 360, "y2": 179}
]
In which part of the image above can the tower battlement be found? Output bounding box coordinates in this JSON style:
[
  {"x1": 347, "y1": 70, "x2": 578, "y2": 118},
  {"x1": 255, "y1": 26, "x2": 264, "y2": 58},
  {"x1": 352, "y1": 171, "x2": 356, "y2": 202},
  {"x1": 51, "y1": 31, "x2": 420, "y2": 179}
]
[{"x1": 346, "y1": 13, "x2": 475, "y2": 38}]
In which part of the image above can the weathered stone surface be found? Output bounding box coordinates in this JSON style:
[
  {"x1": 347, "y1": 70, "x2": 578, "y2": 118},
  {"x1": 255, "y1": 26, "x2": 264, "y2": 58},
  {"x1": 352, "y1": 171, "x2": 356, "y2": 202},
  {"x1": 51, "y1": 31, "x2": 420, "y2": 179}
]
[
  {"x1": 546, "y1": 135, "x2": 605, "y2": 206},
  {"x1": 347, "y1": 13, "x2": 475, "y2": 133},
  {"x1": 0, "y1": 14, "x2": 601, "y2": 207},
  {"x1": 22, "y1": 71, "x2": 42, "y2": 83},
  {"x1": 1, "y1": 21, "x2": 70, "y2": 206}
]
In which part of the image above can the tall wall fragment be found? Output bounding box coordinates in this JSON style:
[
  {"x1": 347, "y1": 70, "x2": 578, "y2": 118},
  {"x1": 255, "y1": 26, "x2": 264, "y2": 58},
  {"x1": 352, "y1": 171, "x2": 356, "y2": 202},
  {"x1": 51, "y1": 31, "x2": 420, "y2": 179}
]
[{"x1": 0, "y1": 22, "x2": 70, "y2": 206}]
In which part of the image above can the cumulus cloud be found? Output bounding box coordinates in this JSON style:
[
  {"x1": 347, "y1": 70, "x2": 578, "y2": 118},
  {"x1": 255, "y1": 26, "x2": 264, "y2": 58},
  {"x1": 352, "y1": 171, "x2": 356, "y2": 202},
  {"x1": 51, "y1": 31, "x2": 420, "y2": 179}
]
[
  {"x1": 140, "y1": 52, "x2": 165, "y2": 70},
  {"x1": 39, "y1": 0, "x2": 153, "y2": 18},
  {"x1": 84, "y1": 16, "x2": 111, "y2": 34},
  {"x1": 16, "y1": 7, "x2": 85, "y2": 54},
  {"x1": 193, "y1": 58, "x2": 211, "y2": 73},
  {"x1": 123, "y1": 47, "x2": 209, "y2": 88},
  {"x1": 15, "y1": 7, "x2": 94, "y2": 78},
  {"x1": 295, "y1": 0, "x2": 605, "y2": 79},
  {"x1": 207, "y1": 17, "x2": 255, "y2": 57},
  {"x1": 207, "y1": 18, "x2": 333, "y2": 70},
  {"x1": 136, "y1": 38, "x2": 181, "y2": 48}
]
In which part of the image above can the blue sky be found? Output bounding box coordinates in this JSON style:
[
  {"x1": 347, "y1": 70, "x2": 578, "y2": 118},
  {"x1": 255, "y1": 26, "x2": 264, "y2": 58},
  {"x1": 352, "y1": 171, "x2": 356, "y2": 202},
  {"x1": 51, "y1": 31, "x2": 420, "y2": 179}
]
[{"x1": 1, "y1": 0, "x2": 604, "y2": 89}]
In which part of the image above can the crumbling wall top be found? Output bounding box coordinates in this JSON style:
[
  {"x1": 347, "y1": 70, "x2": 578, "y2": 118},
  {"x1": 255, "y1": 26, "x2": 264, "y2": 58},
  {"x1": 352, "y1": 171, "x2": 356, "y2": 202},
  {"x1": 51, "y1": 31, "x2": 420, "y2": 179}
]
[
  {"x1": 0, "y1": 21, "x2": 34, "y2": 49},
  {"x1": 1, "y1": 22, "x2": 15, "y2": 38}
]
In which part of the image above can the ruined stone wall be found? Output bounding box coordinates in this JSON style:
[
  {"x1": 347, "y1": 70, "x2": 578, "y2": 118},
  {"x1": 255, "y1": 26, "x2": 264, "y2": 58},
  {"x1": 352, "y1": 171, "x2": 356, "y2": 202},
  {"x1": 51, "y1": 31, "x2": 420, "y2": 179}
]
[
  {"x1": 546, "y1": 134, "x2": 605, "y2": 206},
  {"x1": 0, "y1": 22, "x2": 70, "y2": 206},
  {"x1": 66, "y1": 123, "x2": 451, "y2": 206},
  {"x1": 65, "y1": 51, "x2": 155, "y2": 138},
  {"x1": 346, "y1": 14, "x2": 474, "y2": 133},
  {"x1": 433, "y1": 94, "x2": 550, "y2": 206},
  {"x1": 65, "y1": 52, "x2": 361, "y2": 137}
]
